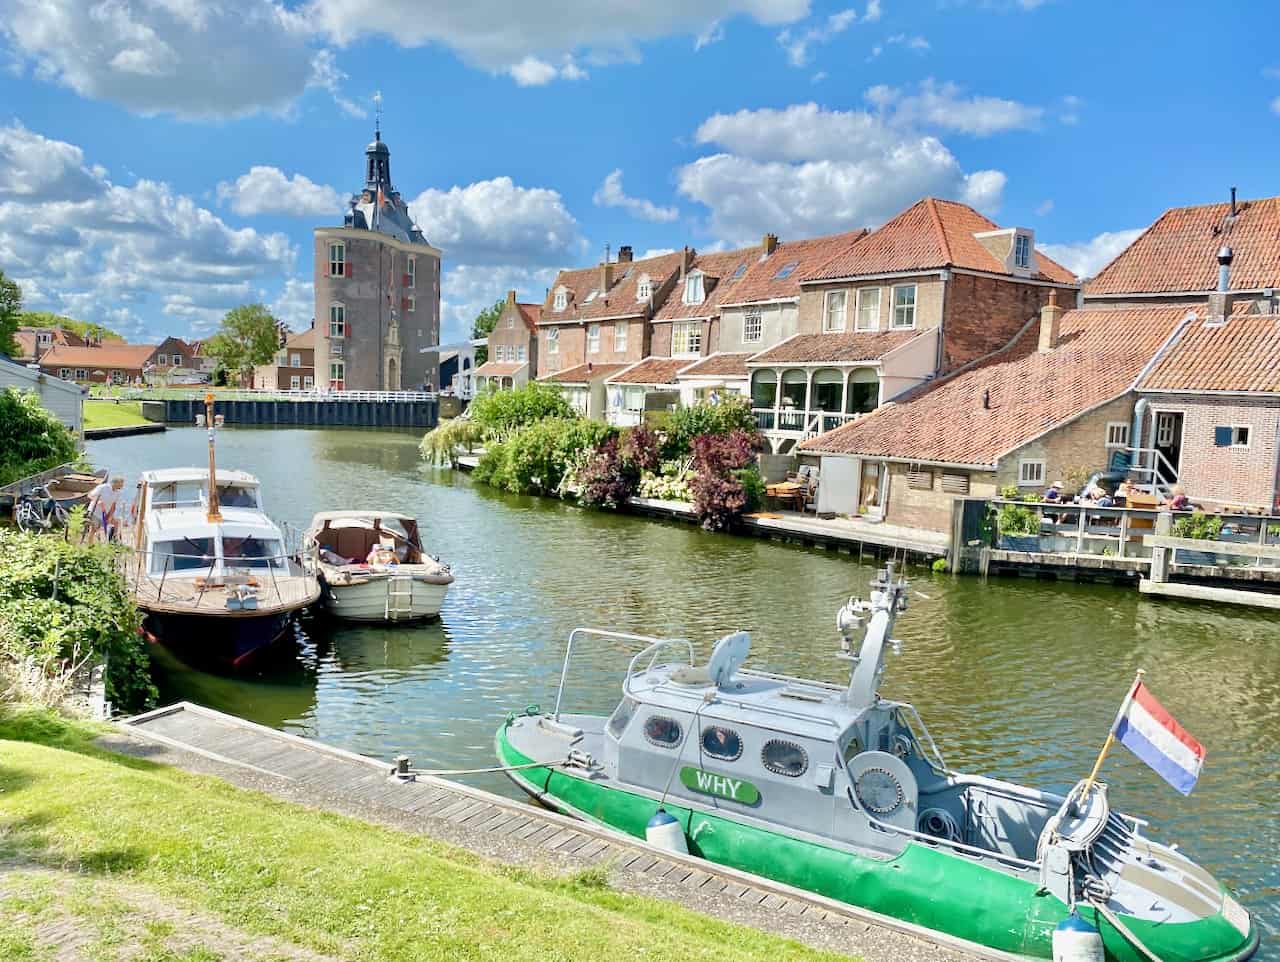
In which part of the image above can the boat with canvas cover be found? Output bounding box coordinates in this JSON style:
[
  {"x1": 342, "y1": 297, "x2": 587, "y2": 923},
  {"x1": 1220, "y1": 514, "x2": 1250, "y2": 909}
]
[
  {"x1": 301, "y1": 511, "x2": 452, "y2": 622},
  {"x1": 496, "y1": 566, "x2": 1258, "y2": 962}
]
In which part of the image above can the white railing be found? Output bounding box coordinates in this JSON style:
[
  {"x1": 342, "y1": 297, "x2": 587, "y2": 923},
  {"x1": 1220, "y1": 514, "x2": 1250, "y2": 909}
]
[
  {"x1": 752, "y1": 408, "x2": 858, "y2": 436},
  {"x1": 123, "y1": 388, "x2": 438, "y2": 403}
]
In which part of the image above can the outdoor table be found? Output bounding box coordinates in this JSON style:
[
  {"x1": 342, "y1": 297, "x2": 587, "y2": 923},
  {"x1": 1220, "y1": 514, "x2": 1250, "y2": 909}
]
[{"x1": 766, "y1": 481, "x2": 807, "y2": 511}]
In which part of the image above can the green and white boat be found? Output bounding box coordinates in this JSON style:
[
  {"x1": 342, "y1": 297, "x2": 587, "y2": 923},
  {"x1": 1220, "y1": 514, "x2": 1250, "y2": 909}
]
[{"x1": 497, "y1": 566, "x2": 1259, "y2": 962}]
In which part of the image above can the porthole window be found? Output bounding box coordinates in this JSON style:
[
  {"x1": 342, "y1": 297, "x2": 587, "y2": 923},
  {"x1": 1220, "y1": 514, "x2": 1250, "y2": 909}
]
[
  {"x1": 762, "y1": 739, "x2": 808, "y2": 777},
  {"x1": 607, "y1": 697, "x2": 638, "y2": 740},
  {"x1": 700, "y1": 726, "x2": 743, "y2": 761},
  {"x1": 643, "y1": 715, "x2": 683, "y2": 748}
]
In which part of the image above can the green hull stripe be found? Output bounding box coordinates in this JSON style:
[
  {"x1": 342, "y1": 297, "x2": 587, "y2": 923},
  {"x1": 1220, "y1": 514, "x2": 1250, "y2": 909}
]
[{"x1": 496, "y1": 724, "x2": 1253, "y2": 962}]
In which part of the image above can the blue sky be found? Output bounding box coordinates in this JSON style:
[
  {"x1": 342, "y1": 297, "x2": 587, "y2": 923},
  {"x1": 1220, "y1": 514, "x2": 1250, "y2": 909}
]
[{"x1": 1, "y1": 0, "x2": 1278, "y2": 345}]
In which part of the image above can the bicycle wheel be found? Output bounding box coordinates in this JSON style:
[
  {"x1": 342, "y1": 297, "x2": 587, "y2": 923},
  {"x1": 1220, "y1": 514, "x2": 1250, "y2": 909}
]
[{"x1": 14, "y1": 501, "x2": 37, "y2": 533}]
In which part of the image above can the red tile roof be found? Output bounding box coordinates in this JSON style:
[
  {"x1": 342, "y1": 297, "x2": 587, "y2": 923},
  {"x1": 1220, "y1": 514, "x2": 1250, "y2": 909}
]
[
  {"x1": 800, "y1": 306, "x2": 1194, "y2": 466},
  {"x1": 13, "y1": 330, "x2": 36, "y2": 360},
  {"x1": 285, "y1": 328, "x2": 315, "y2": 350},
  {"x1": 651, "y1": 247, "x2": 758, "y2": 321},
  {"x1": 13, "y1": 327, "x2": 83, "y2": 360},
  {"x1": 517, "y1": 302, "x2": 542, "y2": 330},
  {"x1": 538, "y1": 361, "x2": 629, "y2": 384},
  {"x1": 542, "y1": 251, "x2": 684, "y2": 324},
  {"x1": 607, "y1": 357, "x2": 690, "y2": 385},
  {"x1": 473, "y1": 360, "x2": 527, "y2": 377},
  {"x1": 38, "y1": 343, "x2": 157, "y2": 371},
  {"x1": 805, "y1": 198, "x2": 1076, "y2": 284},
  {"x1": 677, "y1": 353, "x2": 753, "y2": 378},
  {"x1": 721, "y1": 230, "x2": 869, "y2": 306},
  {"x1": 1084, "y1": 197, "x2": 1280, "y2": 295},
  {"x1": 747, "y1": 330, "x2": 922, "y2": 365},
  {"x1": 1138, "y1": 312, "x2": 1280, "y2": 393}
]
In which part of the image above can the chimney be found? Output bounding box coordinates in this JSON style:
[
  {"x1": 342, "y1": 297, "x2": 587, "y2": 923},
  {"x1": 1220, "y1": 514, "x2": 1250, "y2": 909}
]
[
  {"x1": 1230, "y1": 186, "x2": 1237, "y2": 218},
  {"x1": 600, "y1": 259, "x2": 614, "y2": 293},
  {"x1": 1208, "y1": 245, "x2": 1234, "y2": 320},
  {"x1": 618, "y1": 245, "x2": 633, "y2": 263},
  {"x1": 1038, "y1": 288, "x2": 1064, "y2": 352},
  {"x1": 762, "y1": 233, "x2": 779, "y2": 255},
  {"x1": 680, "y1": 245, "x2": 694, "y2": 278},
  {"x1": 506, "y1": 289, "x2": 517, "y2": 306},
  {"x1": 982, "y1": 389, "x2": 990, "y2": 410}
]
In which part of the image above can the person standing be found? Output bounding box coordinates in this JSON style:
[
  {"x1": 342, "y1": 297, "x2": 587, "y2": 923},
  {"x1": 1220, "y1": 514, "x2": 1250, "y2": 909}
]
[{"x1": 87, "y1": 476, "x2": 125, "y2": 542}]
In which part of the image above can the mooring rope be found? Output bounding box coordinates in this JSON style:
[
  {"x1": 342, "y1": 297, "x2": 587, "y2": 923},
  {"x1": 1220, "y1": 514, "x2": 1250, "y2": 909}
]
[
  {"x1": 404, "y1": 759, "x2": 568, "y2": 777},
  {"x1": 1088, "y1": 898, "x2": 1164, "y2": 962}
]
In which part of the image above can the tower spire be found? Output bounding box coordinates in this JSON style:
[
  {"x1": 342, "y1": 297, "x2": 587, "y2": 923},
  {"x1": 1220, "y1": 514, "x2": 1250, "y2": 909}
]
[{"x1": 373, "y1": 89, "x2": 383, "y2": 140}]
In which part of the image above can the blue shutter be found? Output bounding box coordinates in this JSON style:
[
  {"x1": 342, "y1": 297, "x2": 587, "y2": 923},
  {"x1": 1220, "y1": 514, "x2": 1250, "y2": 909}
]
[{"x1": 1213, "y1": 426, "x2": 1232, "y2": 446}]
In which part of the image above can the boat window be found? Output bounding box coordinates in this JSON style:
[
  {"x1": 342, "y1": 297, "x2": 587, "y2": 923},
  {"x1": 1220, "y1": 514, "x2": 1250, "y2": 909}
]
[
  {"x1": 762, "y1": 739, "x2": 809, "y2": 777},
  {"x1": 222, "y1": 537, "x2": 284, "y2": 569},
  {"x1": 701, "y1": 726, "x2": 743, "y2": 761},
  {"x1": 607, "y1": 697, "x2": 639, "y2": 739},
  {"x1": 643, "y1": 715, "x2": 683, "y2": 748},
  {"x1": 218, "y1": 485, "x2": 257, "y2": 508},
  {"x1": 151, "y1": 538, "x2": 215, "y2": 574}
]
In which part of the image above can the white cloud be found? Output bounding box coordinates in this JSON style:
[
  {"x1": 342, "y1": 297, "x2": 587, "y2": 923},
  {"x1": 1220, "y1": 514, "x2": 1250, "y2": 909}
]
[
  {"x1": 678, "y1": 101, "x2": 1011, "y2": 244},
  {"x1": 1041, "y1": 228, "x2": 1144, "y2": 280},
  {"x1": 867, "y1": 32, "x2": 927, "y2": 60},
  {"x1": 440, "y1": 264, "x2": 556, "y2": 342},
  {"x1": 811, "y1": 70, "x2": 827, "y2": 83},
  {"x1": 1271, "y1": 95, "x2": 1280, "y2": 117},
  {"x1": 1059, "y1": 94, "x2": 1082, "y2": 126},
  {"x1": 695, "y1": 21, "x2": 726, "y2": 49},
  {"x1": 863, "y1": 0, "x2": 881, "y2": 21},
  {"x1": 0, "y1": 123, "x2": 294, "y2": 339},
  {"x1": 409, "y1": 177, "x2": 582, "y2": 266},
  {"x1": 1035, "y1": 199, "x2": 1054, "y2": 217},
  {"x1": 216, "y1": 166, "x2": 344, "y2": 218},
  {"x1": 308, "y1": 0, "x2": 811, "y2": 80},
  {"x1": 867, "y1": 79, "x2": 1041, "y2": 135},
  {"x1": 308, "y1": 49, "x2": 367, "y2": 117},
  {"x1": 269, "y1": 277, "x2": 316, "y2": 331},
  {"x1": 507, "y1": 54, "x2": 587, "y2": 86},
  {"x1": 776, "y1": 7, "x2": 856, "y2": 68},
  {"x1": 0, "y1": 0, "x2": 350, "y2": 119},
  {"x1": 592, "y1": 169, "x2": 679, "y2": 223}
]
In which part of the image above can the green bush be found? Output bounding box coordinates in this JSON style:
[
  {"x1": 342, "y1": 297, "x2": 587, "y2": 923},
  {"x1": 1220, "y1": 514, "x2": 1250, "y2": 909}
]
[
  {"x1": 1172, "y1": 511, "x2": 1223, "y2": 541},
  {"x1": 468, "y1": 382, "x2": 573, "y2": 439},
  {"x1": 0, "y1": 530, "x2": 154, "y2": 712},
  {"x1": 661, "y1": 396, "x2": 759, "y2": 460},
  {"x1": 0, "y1": 387, "x2": 80, "y2": 487},
  {"x1": 419, "y1": 417, "x2": 486, "y2": 466},
  {"x1": 732, "y1": 466, "x2": 766, "y2": 512},
  {"x1": 996, "y1": 502, "x2": 1041, "y2": 537},
  {"x1": 931, "y1": 558, "x2": 949, "y2": 573},
  {"x1": 472, "y1": 440, "x2": 511, "y2": 488},
  {"x1": 474, "y1": 417, "x2": 616, "y2": 495}
]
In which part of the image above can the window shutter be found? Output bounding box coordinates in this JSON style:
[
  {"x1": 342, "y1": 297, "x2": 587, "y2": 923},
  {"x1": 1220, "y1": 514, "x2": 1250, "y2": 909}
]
[
  {"x1": 907, "y1": 470, "x2": 932, "y2": 490},
  {"x1": 940, "y1": 473, "x2": 970, "y2": 495},
  {"x1": 1213, "y1": 426, "x2": 1232, "y2": 447}
]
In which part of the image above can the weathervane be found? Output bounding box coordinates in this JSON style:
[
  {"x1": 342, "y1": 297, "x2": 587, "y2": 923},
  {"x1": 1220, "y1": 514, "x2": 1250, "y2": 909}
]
[{"x1": 373, "y1": 89, "x2": 383, "y2": 136}]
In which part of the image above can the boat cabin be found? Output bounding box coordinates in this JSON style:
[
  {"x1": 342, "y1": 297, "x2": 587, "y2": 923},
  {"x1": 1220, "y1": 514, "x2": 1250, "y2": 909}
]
[
  {"x1": 306, "y1": 511, "x2": 426, "y2": 565},
  {"x1": 143, "y1": 507, "x2": 287, "y2": 577},
  {"x1": 136, "y1": 468, "x2": 263, "y2": 517}
]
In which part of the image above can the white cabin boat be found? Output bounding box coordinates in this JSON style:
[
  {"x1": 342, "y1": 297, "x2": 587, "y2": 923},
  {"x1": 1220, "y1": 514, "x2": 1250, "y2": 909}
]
[{"x1": 302, "y1": 511, "x2": 453, "y2": 622}]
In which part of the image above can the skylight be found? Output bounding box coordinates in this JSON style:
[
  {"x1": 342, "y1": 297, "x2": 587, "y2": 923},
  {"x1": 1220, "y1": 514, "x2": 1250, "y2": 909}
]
[
  {"x1": 584, "y1": 290, "x2": 599, "y2": 303},
  {"x1": 774, "y1": 261, "x2": 799, "y2": 279},
  {"x1": 730, "y1": 262, "x2": 747, "y2": 280}
]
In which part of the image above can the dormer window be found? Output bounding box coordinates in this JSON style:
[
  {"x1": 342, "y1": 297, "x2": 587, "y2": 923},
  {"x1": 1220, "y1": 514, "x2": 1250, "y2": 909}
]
[
  {"x1": 553, "y1": 287, "x2": 568, "y2": 311},
  {"x1": 1014, "y1": 234, "x2": 1032, "y2": 270},
  {"x1": 682, "y1": 271, "x2": 705, "y2": 305},
  {"x1": 636, "y1": 275, "x2": 652, "y2": 302}
]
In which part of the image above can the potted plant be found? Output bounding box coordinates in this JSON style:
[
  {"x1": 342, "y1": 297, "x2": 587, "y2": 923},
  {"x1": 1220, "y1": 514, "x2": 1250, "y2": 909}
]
[
  {"x1": 997, "y1": 501, "x2": 1042, "y2": 551},
  {"x1": 1171, "y1": 511, "x2": 1223, "y2": 566}
]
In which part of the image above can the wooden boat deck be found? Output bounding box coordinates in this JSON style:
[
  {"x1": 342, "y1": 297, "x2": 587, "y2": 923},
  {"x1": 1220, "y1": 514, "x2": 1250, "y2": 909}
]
[
  {"x1": 124, "y1": 565, "x2": 319, "y2": 616},
  {"x1": 116, "y1": 703, "x2": 1002, "y2": 962}
]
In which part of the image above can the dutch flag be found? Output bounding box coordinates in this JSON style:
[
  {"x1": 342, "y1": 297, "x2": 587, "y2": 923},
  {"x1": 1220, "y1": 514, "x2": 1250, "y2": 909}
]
[{"x1": 1114, "y1": 680, "x2": 1205, "y2": 796}]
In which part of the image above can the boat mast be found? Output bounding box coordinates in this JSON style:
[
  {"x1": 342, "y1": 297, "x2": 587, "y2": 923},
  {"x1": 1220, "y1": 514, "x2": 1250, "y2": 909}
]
[
  {"x1": 204, "y1": 392, "x2": 222, "y2": 524},
  {"x1": 838, "y1": 564, "x2": 909, "y2": 711}
]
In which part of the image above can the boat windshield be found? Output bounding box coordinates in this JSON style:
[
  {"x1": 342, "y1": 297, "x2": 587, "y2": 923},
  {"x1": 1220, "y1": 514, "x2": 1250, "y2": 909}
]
[
  {"x1": 148, "y1": 481, "x2": 258, "y2": 510},
  {"x1": 150, "y1": 537, "x2": 216, "y2": 574},
  {"x1": 222, "y1": 536, "x2": 285, "y2": 570}
]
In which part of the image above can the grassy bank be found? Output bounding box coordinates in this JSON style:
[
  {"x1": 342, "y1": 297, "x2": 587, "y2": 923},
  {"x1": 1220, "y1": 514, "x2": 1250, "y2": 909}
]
[
  {"x1": 0, "y1": 707, "x2": 845, "y2": 962},
  {"x1": 83, "y1": 400, "x2": 150, "y2": 431}
]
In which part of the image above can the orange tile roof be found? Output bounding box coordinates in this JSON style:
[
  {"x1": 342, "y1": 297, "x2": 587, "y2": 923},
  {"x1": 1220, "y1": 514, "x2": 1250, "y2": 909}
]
[
  {"x1": 1138, "y1": 312, "x2": 1280, "y2": 393},
  {"x1": 13, "y1": 331, "x2": 36, "y2": 359},
  {"x1": 677, "y1": 353, "x2": 753, "y2": 378},
  {"x1": 651, "y1": 247, "x2": 759, "y2": 321},
  {"x1": 1084, "y1": 196, "x2": 1280, "y2": 295},
  {"x1": 473, "y1": 360, "x2": 527, "y2": 377},
  {"x1": 606, "y1": 357, "x2": 690, "y2": 385},
  {"x1": 541, "y1": 251, "x2": 684, "y2": 324},
  {"x1": 285, "y1": 328, "x2": 315, "y2": 349},
  {"x1": 516, "y1": 302, "x2": 542, "y2": 330},
  {"x1": 748, "y1": 330, "x2": 922, "y2": 365},
  {"x1": 800, "y1": 306, "x2": 1194, "y2": 467},
  {"x1": 38, "y1": 343, "x2": 157, "y2": 371},
  {"x1": 537, "y1": 361, "x2": 629, "y2": 384},
  {"x1": 806, "y1": 198, "x2": 1076, "y2": 284},
  {"x1": 722, "y1": 230, "x2": 869, "y2": 306}
]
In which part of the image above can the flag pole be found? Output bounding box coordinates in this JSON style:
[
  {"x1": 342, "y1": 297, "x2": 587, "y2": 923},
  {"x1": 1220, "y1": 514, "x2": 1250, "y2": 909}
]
[{"x1": 1081, "y1": 667, "x2": 1144, "y2": 798}]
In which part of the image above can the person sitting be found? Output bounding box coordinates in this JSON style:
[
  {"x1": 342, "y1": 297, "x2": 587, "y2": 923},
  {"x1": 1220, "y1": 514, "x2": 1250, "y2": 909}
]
[
  {"x1": 1162, "y1": 484, "x2": 1191, "y2": 511},
  {"x1": 1114, "y1": 479, "x2": 1136, "y2": 506},
  {"x1": 365, "y1": 540, "x2": 399, "y2": 566},
  {"x1": 1080, "y1": 482, "x2": 1113, "y2": 507},
  {"x1": 1043, "y1": 481, "x2": 1064, "y2": 503}
]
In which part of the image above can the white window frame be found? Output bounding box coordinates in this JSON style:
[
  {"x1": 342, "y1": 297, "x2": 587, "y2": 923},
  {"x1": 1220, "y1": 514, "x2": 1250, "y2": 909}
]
[
  {"x1": 614, "y1": 322, "x2": 627, "y2": 353},
  {"x1": 171, "y1": 353, "x2": 182, "y2": 366},
  {"x1": 1105, "y1": 422, "x2": 1130, "y2": 448},
  {"x1": 546, "y1": 327, "x2": 559, "y2": 354},
  {"x1": 407, "y1": 255, "x2": 416, "y2": 288},
  {"x1": 329, "y1": 361, "x2": 345, "y2": 385},
  {"x1": 111, "y1": 370, "x2": 125, "y2": 385},
  {"x1": 329, "y1": 303, "x2": 346, "y2": 338},
  {"x1": 553, "y1": 288, "x2": 568, "y2": 311},
  {"x1": 671, "y1": 320, "x2": 701, "y2": 357},
  {"x1": 1226, "y1": 425, "x2": 1252, "y2": 448},
  {"x1": 636, "y1": 276, "x2": 652, "y2": 302},
  {"x1": 891, "y1": 284, "x2": 917, "y2": 330},
  {"x1": 823, "y1": 290, "x2": 847, "y2": 333},
  {"x1": 1014, "y1": 234, "x2": 1031, "y2": 270},
  {"x1": 407, "y1": 295, "x2": 416, "y2": 313},
  {"x1": 303, "y1": 375, "x2": 314, "y2": 389},
  {"x1": 328, "y1": 242, "x2": 345, "y2": 277},
  {"x1": 507, "y1": 312, "x2": 515, "y2": 329},
  {"x1": 587, "y1": 323, "x2": 600, "y2": 353},
  {"x1": 75, "y1": 368, "x2": 88, "y2": 380},
  {"x1": 290, "y1": 353, "x2": 301, "y2": 368},
  {"x1": 682, "y1": 272, "x2": 705, "y2": 306},
  {"x1": 59, "y1": 367, "x2": 71, "y2": 379},
  {"x1": 1017, "y1": 459, "x2": 1045, "y2": 488},
  {"x1": 856, "y1": 288, "x2": 881, "y2": 331},
  {"x1": 743, "y1": 308, "x2": 763, "y2": 343},
  {"x1": 290, "y1": 375, "x2": 301, "y2": 389},
  {"x1": 516, "y1": 345, "x2": 526, "y2": 363}
]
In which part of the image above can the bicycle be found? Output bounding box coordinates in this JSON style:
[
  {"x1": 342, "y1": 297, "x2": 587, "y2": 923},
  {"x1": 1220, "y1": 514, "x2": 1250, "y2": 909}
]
[{"x1": 14, "y1": 481, "x2": 71, "y2": 534}]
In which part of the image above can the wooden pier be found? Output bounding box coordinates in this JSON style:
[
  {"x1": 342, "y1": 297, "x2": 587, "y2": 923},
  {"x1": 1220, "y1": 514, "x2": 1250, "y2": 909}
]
[{"x1": 116, "y1": 702, "x2": 1002, "y2": 962}]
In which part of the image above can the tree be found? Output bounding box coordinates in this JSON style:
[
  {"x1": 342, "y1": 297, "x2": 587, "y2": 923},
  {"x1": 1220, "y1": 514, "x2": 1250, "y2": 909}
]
[
  {"x1": 471, "y1": 298, "x2": 505, "y2": 366},
  {"x1": 203, "y1": 304, "x2": 283, "y2": 384},
  {"x1": 0, "y1": 387, "x2": 80, "y2": 486},
  {"x1": 0, "y1": 270, "x2": 22, "y2": 358},
  {"x1": 19, "y1": 311, "x2": 122, "y2": 343}
]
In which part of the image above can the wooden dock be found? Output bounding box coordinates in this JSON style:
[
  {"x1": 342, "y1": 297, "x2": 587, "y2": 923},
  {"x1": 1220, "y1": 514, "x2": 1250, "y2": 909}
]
[{"x1": 116, "y1": 702, "x2": 1003, "y2": 962}]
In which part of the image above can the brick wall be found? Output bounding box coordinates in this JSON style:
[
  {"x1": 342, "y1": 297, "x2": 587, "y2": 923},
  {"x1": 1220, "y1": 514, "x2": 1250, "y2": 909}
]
[
  {"x1": 942, "y1": 274, "x2": 1074, "y2": 372},
  {"x1": 996, "y1": 395, "x2": 1136, "y2": 494},
  {"x1": 1137, "y1": 395, "x2": 1280, "y2": 511},
  {"x1": 487, "y1": 302, "x2": 535, "y2": 359},
  {"x1": 883, "y1": 462, "x2": 999, "y2": 532}
]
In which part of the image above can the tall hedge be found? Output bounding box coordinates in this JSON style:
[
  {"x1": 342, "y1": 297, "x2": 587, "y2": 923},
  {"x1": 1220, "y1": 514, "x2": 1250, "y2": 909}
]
[
  {"x1": 0, "y1": 531, "x2": 155, "y2": 712},
  {"x1": 0, "y1": 387, "x2": 80, "y2": 487}
]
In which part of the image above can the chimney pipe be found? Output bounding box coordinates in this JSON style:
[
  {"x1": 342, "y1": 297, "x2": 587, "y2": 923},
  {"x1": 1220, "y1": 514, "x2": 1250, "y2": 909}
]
[
  {"x1": 1208, "y1": 245, "x2": 1234, "y2": 321},
  {"x1": 762, "y1": 233, "x2": 779, "y2": 256},
  {"x1": 982, "y1": 389, "x2": 990, "y2": 410},
  {"x1": 1230, "y1": 187, "x2": 1237, "y2": 217},
  {"x1": 1038, "y1": 287, "x2": 1064, "y2": 353},
  {"x1": 618, "y1": 245, "x2": 633, "y2": 263}
]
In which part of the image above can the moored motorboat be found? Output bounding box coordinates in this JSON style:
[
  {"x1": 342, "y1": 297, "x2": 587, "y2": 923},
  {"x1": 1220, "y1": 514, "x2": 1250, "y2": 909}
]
[
  {"x1": 301, "y1": 511, "x2": 453, "y2": 623},
  {"x1": 496, "y1": 567, "x2": 1258, "y2": 962}
]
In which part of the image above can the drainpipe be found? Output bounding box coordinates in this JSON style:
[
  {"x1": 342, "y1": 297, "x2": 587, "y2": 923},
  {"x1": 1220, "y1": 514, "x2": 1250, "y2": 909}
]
[
  {"x1": 1129, "y1": 397, "x2": 1148, "y2": 470},
  {"x1": 935, "y1": 269, "x2": 950, "y2": 373}
]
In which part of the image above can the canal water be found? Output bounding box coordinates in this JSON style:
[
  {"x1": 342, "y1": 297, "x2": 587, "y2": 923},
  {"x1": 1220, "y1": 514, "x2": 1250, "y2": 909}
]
[{"x1": 88, "y1": 426, "x2": 1279, "y2": 946}]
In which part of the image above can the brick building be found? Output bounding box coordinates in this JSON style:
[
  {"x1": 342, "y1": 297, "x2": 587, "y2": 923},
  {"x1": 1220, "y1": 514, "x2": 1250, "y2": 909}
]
[
  {"x1": 38, "y1": 343, "x2": 157, "y2": 385},
  {"x1": 13, "y1": 326, "x2": 84, "y2": 364},
  {"x1": 254, "y1": 327, "x2": 316, "y2": 391},
  {"x1": 473, "y1": 290, "x2": 541, "y2": 391},
  {"x1": 314, "y1": 124, "x2": 442, "y2": 392}
]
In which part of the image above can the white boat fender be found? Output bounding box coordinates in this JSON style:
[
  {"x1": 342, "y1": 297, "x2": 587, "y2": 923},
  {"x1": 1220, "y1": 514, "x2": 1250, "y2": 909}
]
[
  {"x1": 1052, "y1": 911, "x2": 1104, "y2": 962},
  {"x1": 645, "y1": 808, "x2": 688, "y2": 855}
]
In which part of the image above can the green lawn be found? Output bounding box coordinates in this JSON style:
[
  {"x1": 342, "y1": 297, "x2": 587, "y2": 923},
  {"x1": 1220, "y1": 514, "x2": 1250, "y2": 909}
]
[
  {"x1": 0, "y1": 707, "x2": 845, "y2": 962},
  {"x1": 83, "y1": 400, "x2": 150, "y2": 430}
]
